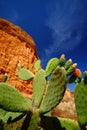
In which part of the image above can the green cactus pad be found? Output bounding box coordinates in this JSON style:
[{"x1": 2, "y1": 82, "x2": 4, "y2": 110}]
[
  {"x1": 40, "y1": 66, "x2": 67, "y2": 113},
  {"x1": 0, "y1": 83, "x2": 32, "y2": 112},
  {"x1": 33, "y1": 69, "x2": 46, "y2": 107},
  {"x1": 16, "y1": 68, "x2": 34, "y2": 80},
  {"x1": 34, "y1": 59, "x2": 41, "y2": 72},
  {"x1": 65, "y1": 59, "x2": 72, "y2": 70},
  {"x1": 45, "y1": 58, "x2": 59, "y2": 77},
  {"x1": 0, "y1": 108, "x2": 24, "y2": 123},
  {"x1": 59, "y1": 58, "x2": 65, "y2": 67},
  {"x1": 66, "y1": 65, "x2": 76, "y2": 76},
  {"x1": 58, "y1": 117, "x2": 80, "y2": 130},
  {"x1": 75, "y1": 80, "x2": 87, "y2": 125}
]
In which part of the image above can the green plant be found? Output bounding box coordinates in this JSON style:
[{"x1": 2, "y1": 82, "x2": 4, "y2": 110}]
[{"x1": 0, "y1": 54, "x2": 87, "y2": 130}]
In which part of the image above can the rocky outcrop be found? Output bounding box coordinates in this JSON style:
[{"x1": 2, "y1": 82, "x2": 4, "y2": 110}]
[
  {"x1": 52, "y1": 88, "x2": 78, "y2": 121},
  {"x1": 0, "y1": 18, "x2": 39, "y2": 98}
]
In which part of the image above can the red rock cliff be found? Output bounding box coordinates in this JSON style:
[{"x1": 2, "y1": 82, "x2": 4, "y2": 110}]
[{"x1": 0, "y1": 18, "x2": 39, "y2": 98}]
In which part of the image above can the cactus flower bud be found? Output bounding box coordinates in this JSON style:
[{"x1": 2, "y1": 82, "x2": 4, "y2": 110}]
[
  {"x1": 60, "y1": 54, "x2": 65, "y2": 59},
  {"x1": 2, "y1": 73, "x2": 8, "y2": 82},
  {"x1": 66, "y1": 63, "x2": 77, "y2": 76},
  {"x1": 59, "y1": 54, "x2": 66, "y2": 66},
  {"x1": 73, "y1": 69, "x2": 81, "y2": 77},
  {"x1": 72, "y1": 63, "x2": 77, "y2": 68},
  {"x1": 65, "y1": 59, "x2": 72, "y2": 70}
]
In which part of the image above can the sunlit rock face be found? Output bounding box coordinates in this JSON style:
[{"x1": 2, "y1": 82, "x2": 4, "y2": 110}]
[{"x1": 0, "y1": 18, "x2": 39, "y2": 98}]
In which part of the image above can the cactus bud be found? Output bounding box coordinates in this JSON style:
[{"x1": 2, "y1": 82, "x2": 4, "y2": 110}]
[
  {"x1": 73, "y1": 69, "x2": 81, "y2": 77},
  {"x1": 59, "y1": 54, "x2": 66, "y2": 66},
  {"x1": 84, "y1": 71, "x2": 87, "y2": 84},
  {"x1": 65, "y1": 59, "x2": 72, "y2": 70},
  {"x1": 2, "y1": 73, "x2": 8, "y2": 82},
  {"x1": 66, "y1": 63, "x2": 77, "y2": 76}
]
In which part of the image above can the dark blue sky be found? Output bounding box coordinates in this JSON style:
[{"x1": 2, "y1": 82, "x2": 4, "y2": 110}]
[{"x1": 0, "y1": 0, "x2": 87, "y2": 91}]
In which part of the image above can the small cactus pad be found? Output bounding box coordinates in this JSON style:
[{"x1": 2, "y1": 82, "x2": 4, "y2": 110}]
[
  {"x1": 58, "y1": 117, "x2": 80, "y2": 130},
  {"x1": 34, "y1": 59, "x2": 41, "y2": 72},
  {"x1": 0, "y1": 108, "x2": 23, "y2": 123},
  {"x1": 45, "y1": 58, "x2": 59, "y2": 77},
  {"x1": 33, "y1": 69, "x2": 46, "y2": 107},
  {"x1": 0, "y1": 83, "x2": 32, "y2": 112},
  {"x1": 75, "y1": 80, "x2": 87, "y2": 125},
  {"x1": 40, "y1": 66, "x2": 67, "y2": 113},
  {"x1": 65, "y1": 59, "x2": 72, "y2": 70},
  {"x1": 66, "y1": 65, "x2": 76, "y2": 76},
  {"x1": 2, "y1": 74, "x2": 8, "y2": 82},
  {"x1": 59, "y1": 54, "x2": 65, "y2": 66},
  {"x1": 16, "y1": 68, "x2": 34, "y2": 80}
]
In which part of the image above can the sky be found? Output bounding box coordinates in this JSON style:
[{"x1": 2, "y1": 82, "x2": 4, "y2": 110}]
[{"x1": 0, "y1": 0, "x2": 87, "y2": 91}]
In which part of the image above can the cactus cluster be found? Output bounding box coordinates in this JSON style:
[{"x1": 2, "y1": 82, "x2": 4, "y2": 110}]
[{"x1": 0, "y1": 54, "x2": 87, "y2": 130}]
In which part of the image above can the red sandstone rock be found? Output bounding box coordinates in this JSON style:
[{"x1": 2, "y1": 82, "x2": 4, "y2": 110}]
[{"x1": 0, "y1": 18, "x2": 39, "y2": 98}]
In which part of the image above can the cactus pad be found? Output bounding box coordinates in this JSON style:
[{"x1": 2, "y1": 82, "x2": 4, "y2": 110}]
[
  {"x1": 0, "y1": 108, "x2": 24, "y2": 123},
  {"x1": 34, "y1": 59, "x2": 41, "y2": 72},
  {"x1": 0, "y1": 83, "x2": 32, "y2": 112},
  {"x1": 33, "y1": 69, "x2": 46, "y2": 107},
  {"x1": 58, "y1": 117, "x2": 80, "y2": 130},
  {"x1": 40, "y1": 66, "x2": 67, "y2": 113},
  {"x1": 65, "y1": 59, "x2": 72, "y2": 70},
  {"x1": 75, "y1": 80, "x2": 87, "y2": 125},
  {"x1": 16, "y1": 68, "x2": 34, "y2": 80},
  {"x1": 45, "y1": 58, "x2": 59, "y2": 77}
]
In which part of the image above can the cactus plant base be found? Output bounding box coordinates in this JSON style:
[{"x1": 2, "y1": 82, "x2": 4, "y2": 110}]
[{"x1": 3, "y1": 118, "x2": 24, "y2": 130}]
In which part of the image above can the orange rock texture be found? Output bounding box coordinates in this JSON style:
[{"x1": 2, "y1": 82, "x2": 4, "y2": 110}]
[{"x1": 0, "y1": 18, "x2": 39, "y2": 98}]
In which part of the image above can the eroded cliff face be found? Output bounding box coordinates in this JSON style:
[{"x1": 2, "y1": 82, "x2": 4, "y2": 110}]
[{"x1": 0, "y1": 18, "x2": 39, "y2": 98}]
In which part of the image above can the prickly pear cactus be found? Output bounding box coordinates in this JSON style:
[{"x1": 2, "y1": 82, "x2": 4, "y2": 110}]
[
  {"x1": 75, "y1": 79, "x2": 87, "y2": 126},
  {"x1": 27, "y1": 111, "x2": 41, "y2": 130},
  {"x1": 65, "y1": 59, "x2": 72, "y2": 70},
  {"x1": 59, "y1": 54, "x2": 66, "y2": 66},
  {"x1": 41, "y1": 116, "x2": 80, "y2": 130},
  {"x1": 0, "y1": 108, "x2": 24, "y2": 123},
  {"x1": 45, "y1": 58, "x2": 59, "y2": 77},
  {"x1": 34, "y1": 59, "x2": 41, "y2": 72},
  {"x1": 16, "y1": 68, "x2": 34, "y2": 80},
  {"x1": 58, "y1": 117, "x2": 80, "y2": 130},
  {"x1": 0, "y1": 55, "x2": 84, "y2": 130},
  {"x1": 40, "y1": 66, "x2": 67, "y2": 113},
  {"x1": 33, "y1": 69, "x2": 46, "y2": 107},
  {"x1": 2, "y1": 74, "x2": 8, "y2": 83},
  {"x1": 0, "y1": 83, "x2": 32, "y2": 112}
]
